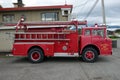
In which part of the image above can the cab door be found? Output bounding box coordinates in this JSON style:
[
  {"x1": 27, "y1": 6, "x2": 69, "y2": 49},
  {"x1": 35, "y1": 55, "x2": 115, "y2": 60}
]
[{"x1": 91, "y1": 29, "x2": 109, "y2": 55}]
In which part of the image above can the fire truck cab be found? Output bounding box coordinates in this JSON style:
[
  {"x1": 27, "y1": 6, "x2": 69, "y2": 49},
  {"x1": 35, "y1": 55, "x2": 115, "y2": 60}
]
[{"x1": 12, "y1": 19, "x2": 112, "y2": 63}]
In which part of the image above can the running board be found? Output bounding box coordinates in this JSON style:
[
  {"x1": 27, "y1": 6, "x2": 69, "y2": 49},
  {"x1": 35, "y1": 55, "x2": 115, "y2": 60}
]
[{"x1": 54, "y1": 53, "x2": 79, "y2": 57}]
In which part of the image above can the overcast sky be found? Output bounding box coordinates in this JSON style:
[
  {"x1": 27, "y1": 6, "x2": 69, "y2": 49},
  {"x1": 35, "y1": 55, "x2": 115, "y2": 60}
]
[{"x1": 0, "y1": 0, "x2": 120, "y2": 25}]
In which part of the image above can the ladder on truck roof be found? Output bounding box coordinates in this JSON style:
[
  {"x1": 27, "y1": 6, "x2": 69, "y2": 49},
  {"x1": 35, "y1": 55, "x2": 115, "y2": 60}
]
[
  {"x1": 13, "y1": 18, "x2": 87, "y2": 42},
  {"x1": 5, "y1": 18, "x2": 87, "y2": 32}
]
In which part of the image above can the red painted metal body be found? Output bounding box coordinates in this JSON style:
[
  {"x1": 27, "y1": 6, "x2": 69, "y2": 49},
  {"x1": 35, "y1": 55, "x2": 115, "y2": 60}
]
[
  {"x1": 80, "y1": 27, "x2": 112, "y2": 55},
  {"x1": 12, "y1": 20, "x2": 112, "y2": 58}
]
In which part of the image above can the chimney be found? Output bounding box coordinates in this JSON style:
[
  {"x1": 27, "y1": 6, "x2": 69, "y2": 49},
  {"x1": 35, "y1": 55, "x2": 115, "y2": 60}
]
[{"x1": 13, "y1": 0, "x2": 24, "y2": 8}]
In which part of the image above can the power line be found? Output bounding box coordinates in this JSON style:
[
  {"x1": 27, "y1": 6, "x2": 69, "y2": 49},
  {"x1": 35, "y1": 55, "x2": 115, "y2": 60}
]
[
  {"x1": 72, "y1": 0, "x2": 90, "y2": 19},
  {"x1": 83, "y1": 0, "x2": 99, "y2": 20},
  {"x1": 71, "y1": 0, "x2": 99, "y2": 20},
  {"x1": 74, "y1": 0, "x2": 90, "y2": 8}
]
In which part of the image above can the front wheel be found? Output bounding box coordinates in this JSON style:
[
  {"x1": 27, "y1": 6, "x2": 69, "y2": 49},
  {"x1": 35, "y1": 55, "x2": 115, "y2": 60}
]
[
  {"x1": 82, "y1": 48, "x2": 98, "y2": 62},
  {"x1": 28, "y1": 48, "x2": 44, "y2": 63}
]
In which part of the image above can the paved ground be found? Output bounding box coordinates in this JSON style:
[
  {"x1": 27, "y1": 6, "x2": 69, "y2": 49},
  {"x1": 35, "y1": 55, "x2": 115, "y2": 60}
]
[{"x1": 0, "y1": 48, "x2": 120, "y2": 80}]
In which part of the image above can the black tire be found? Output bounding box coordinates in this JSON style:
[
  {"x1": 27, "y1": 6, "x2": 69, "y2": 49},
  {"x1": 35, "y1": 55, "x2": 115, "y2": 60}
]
[
  {"x1": 28, "y1": 48, "x2": 44, "y2": 63},
  {"x1": 82, "y1": 47, "x2": 98, "y2": 62}
]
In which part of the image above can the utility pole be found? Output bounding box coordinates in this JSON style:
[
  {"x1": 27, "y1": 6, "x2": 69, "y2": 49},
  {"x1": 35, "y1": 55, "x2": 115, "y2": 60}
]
[
  {"x1": 65, "y1": 0, "x2": 67, "y2": 5},
  {"x1": 101, "y1": 0, "x2": 106, "y2": 25}
]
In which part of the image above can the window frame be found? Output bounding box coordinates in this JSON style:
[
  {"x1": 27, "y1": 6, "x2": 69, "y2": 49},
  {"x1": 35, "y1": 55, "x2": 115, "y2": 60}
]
[
  {"x1": 2, "y1": 14, "x2": 15, "y2": 23},
  {"x1": 92, "y1": 29, "x2": 104, "y2": 38},
  {"x1": 41, "y1": 12, "x2": 59, "y2": 21},
  {"x1": 85, "y1": 29, "x2": 91, "y2": 36}
]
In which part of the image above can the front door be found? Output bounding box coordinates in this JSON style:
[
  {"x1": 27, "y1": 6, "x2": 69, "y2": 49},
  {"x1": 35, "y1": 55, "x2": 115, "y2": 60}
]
[{"x1": 91, "y1": 29, "x2": 109, "y2": 54}]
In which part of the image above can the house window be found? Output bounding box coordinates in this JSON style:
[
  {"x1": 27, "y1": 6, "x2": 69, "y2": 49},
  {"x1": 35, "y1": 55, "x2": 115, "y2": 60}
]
[
  {"x1": 42, "y1": 12, "x2": 59, "y2": 21},
  {"x1": 64, "y1": 10, "x2": 68, "y2": 15},
  {"x1": 2, "y1": 14, "x2": 15, "y2": 23}
]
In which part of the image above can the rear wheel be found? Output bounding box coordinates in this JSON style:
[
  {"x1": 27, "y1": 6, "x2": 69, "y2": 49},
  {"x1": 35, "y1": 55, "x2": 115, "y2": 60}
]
[
  {"x1": 28, "y1": 48, "x2": 44, "y2": 63},
  {"x1": 82, "y1": 47, "x2": 98, "y2": 62}
]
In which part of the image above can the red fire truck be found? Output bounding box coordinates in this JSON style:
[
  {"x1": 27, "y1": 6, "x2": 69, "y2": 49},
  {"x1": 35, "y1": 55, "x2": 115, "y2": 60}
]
[{"x1": 11, "y1": 19, "x2": 112, "y2": 63}]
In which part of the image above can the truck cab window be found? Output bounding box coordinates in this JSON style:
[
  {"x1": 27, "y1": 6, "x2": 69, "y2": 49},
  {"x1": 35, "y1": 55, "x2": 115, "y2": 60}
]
[
  {"x1": 78, "y1": 25, "x2": 86, "y2": 34},
  {"x1": 92, "y1": 29, "x2": 104, "y2": 37},
  {"x1": 85, "y1": 30, "x2": 90, "y2": 36}
]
